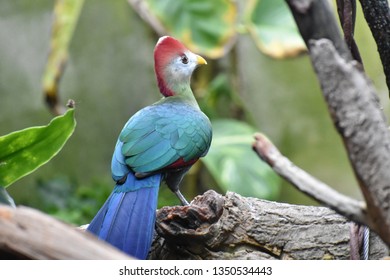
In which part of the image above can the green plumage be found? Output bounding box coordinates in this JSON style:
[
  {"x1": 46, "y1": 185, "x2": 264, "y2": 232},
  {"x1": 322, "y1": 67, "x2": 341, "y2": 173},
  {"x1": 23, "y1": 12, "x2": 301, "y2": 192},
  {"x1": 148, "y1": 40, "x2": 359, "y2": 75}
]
[{"x1": 118, "y1": 97, "x2": 212, "y2": 174}]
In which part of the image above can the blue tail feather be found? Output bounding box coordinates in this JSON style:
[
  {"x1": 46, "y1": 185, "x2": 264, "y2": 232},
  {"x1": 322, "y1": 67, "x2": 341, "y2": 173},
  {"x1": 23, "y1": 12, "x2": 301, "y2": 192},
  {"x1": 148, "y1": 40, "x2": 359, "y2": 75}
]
[{"x1": 87, "y1": 172, "x2": 161, "y2": 259}]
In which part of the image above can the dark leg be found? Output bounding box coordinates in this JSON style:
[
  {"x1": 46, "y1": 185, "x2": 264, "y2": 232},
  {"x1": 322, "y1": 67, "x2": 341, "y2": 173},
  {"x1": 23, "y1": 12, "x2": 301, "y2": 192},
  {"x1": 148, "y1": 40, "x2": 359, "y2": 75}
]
[{"x1": 165, "y1": 167, "x2": 191, "y2": 206}]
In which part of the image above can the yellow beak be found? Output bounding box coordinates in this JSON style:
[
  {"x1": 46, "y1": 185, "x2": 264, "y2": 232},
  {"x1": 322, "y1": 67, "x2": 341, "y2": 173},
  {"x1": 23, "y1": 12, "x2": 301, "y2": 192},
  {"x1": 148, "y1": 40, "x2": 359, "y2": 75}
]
[{"x1": 196, "y1": 55, "x2": 207, "y2": 65}]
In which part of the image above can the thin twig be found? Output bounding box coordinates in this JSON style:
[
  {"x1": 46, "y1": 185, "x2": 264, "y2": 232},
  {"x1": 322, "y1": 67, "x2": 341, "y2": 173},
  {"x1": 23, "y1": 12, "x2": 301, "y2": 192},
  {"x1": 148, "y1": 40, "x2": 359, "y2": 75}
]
[
  {"x1": 252, "y1": 133, "x2": 369, "y2": 226},
  {"x1": 336, "y1": 0, "x2": 363, "y2": 65},
  {"x1": 127, "y1": 0, "x2": 166, "y2": 36}
]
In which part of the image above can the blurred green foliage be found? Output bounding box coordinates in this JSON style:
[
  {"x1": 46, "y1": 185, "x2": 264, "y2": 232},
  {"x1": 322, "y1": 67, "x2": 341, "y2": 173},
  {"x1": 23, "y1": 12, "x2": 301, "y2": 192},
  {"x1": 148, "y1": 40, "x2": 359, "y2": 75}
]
[
  {"x1": 145, "y1": 0, "x2": 236, "y2": 58},
  {"x1": 245, "y1": 0, "x2": 306, "y2": 58},
  {"x1": 42, "y1": 0, "x2": 84, "y2": 114},
  {"x1": 203, "y1": 119, "x2": 281, "y2": 200},
  {"x1": 141, "y1": 0, "x2": 305, "y2": 59},
  {"x1": 35, "y1": 176, "x2": 111, "y2": 225}
]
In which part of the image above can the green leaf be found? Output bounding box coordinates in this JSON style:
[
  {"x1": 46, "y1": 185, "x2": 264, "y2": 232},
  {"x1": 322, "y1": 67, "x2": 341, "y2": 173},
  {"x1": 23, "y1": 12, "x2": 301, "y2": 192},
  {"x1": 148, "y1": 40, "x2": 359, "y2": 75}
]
[
  {"x1": 145, "y1": 0, "x2": 237, "y2": 58},
  {"x1": 202, "y1": 119, "x2": 280, "y2": 200},
  {"x1": 245, "y1": 0, "x2": 306, "y2": 58},
  {"x1": 0, "y1": 109, "x2": 76, "y2": 188}
]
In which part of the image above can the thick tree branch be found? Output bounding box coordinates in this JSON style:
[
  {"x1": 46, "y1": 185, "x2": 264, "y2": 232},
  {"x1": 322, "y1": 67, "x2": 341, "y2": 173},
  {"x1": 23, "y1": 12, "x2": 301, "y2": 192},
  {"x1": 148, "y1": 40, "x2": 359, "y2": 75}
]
[
  {"x1": 150, "y1": 191, "x2": 388, "y2": 260},
  {"x1": 0, "y1": 197, "x2": 386, "y2": 260},
  {"x1": 252, "y1": 133, "x2": 368, "y2": 226},
  {"x1": 358, "y1": 0, "x2": 390, "y2": 93},
  {"x1": 0, "y1": 205, "x2": 131, "y2": 259},
  {"x1": 309, "y1": 39, "x2": 390, "y2": 245}
]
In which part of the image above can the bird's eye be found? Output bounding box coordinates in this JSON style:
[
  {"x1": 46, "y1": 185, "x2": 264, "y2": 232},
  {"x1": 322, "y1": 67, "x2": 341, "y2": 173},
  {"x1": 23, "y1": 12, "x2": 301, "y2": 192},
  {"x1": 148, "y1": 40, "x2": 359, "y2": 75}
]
[{"x1": 181, "y1": 55, "x2": 189, "y2": 64}]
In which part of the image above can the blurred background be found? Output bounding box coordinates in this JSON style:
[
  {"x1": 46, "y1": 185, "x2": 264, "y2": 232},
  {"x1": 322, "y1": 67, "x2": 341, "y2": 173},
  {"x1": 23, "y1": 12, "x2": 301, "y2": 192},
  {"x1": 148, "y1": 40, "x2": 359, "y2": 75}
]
[{"x1": 0, "y1": 0, "x2": 387, "y2": 225}]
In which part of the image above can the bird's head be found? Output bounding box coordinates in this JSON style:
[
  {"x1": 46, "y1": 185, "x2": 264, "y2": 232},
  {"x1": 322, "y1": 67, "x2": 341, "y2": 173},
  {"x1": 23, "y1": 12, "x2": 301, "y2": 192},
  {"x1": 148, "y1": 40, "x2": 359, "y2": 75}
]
[{"x1": 154, "y1": 36, "x2": 207, "y2": 97}]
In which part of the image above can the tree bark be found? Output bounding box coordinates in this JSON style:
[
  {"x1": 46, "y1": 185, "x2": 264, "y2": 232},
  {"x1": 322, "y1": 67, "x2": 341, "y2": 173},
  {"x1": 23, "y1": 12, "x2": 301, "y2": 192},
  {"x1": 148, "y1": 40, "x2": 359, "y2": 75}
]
[
  {"x1": 0, "y1": 205, "x2": 131, "y2": 259},
  {"x1": 309, "y1": 39, "x2": 390, "y2": 244},
  {"x1": 358, "y1": 0, "x2": 390, "y2": 93},
  {"x1": 0, "y1": 192, "x2": 388, "y2": 260},
  {"x1": 285, "y1": 0, "x2": 390, "y2": 247},
  {"x1": 149, "y1": 190, "x2": 388, "y2": 260}
]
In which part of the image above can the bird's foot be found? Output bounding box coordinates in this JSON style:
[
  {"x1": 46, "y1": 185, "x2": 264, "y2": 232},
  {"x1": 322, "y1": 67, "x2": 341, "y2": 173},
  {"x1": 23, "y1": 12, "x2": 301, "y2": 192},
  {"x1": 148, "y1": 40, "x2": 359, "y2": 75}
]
[{"x1": 175, "y1": 190, "x2": 189, "y2": 206}]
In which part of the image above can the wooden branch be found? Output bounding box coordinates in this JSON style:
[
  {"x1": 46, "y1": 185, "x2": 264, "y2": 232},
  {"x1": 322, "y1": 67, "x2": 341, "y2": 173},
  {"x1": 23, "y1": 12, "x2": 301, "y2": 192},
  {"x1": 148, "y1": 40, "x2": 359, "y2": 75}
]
[
  {"x1": 252, "y1": 133, "x2": 369, "y2": 226},
  {"x1": 285, "y1": 0, "x2": 352, "y2": 61},
  {"x1": 309, "y1": 39, "x2": 390, "y2": 246},
  {"x1": 285, "y1": 0, "x2": 390, "y2": 247},
  {"x1": 336, "y1": 0, "x2": 357, "y2": 48},
  {"x1": 1, "y1": 195, "x2": 385, "y2": 260},
  {"x1": 127, "y1": 0, "x2": 166, "y2": 36},
  {"x1": 358, "y1": 0, "x2": 390, "y2": 93},
  {"x1": 335, "y1": 0, "x2": 363, "y2": 64},
  {"x1": 0, "y1": 205, "x2": 131, "y2": 259},
  {"x1": 149, "y1": 190, "x2": 388, "y2": 260}
]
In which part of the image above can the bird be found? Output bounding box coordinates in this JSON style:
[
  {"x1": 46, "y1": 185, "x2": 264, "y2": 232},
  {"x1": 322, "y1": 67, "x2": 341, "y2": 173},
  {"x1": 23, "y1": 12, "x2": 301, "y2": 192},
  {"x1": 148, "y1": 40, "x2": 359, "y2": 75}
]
[{"x1": 87, "y1": 36, "x2": 212, "y2": 259}]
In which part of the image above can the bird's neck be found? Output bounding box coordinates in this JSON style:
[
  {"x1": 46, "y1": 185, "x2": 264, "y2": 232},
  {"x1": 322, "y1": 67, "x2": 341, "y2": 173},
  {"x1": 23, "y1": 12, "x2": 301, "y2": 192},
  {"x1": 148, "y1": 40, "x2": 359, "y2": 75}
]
[
  {"x1": 157, "y1": 75, "x2": 198, "y2": 106},
  {"x1": 157, "y1": 86, "x2": 199, "y2": 109}
]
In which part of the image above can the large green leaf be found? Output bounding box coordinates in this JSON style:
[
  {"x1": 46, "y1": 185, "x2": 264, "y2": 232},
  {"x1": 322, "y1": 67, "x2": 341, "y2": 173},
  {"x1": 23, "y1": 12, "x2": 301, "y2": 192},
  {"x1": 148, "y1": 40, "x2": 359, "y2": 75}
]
[
  {"x1": 245, "y1": 0, "x2": 306, "y2": 58},
  {"x1": 144, "y1": 0, "x2": 237, "y2": 58},
  {"x1": 202, "y1": 119, "x2": 280, "y2": 200},
  {"x1": 0, "y1": 108, "x2": 76, "y2": 188}
]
